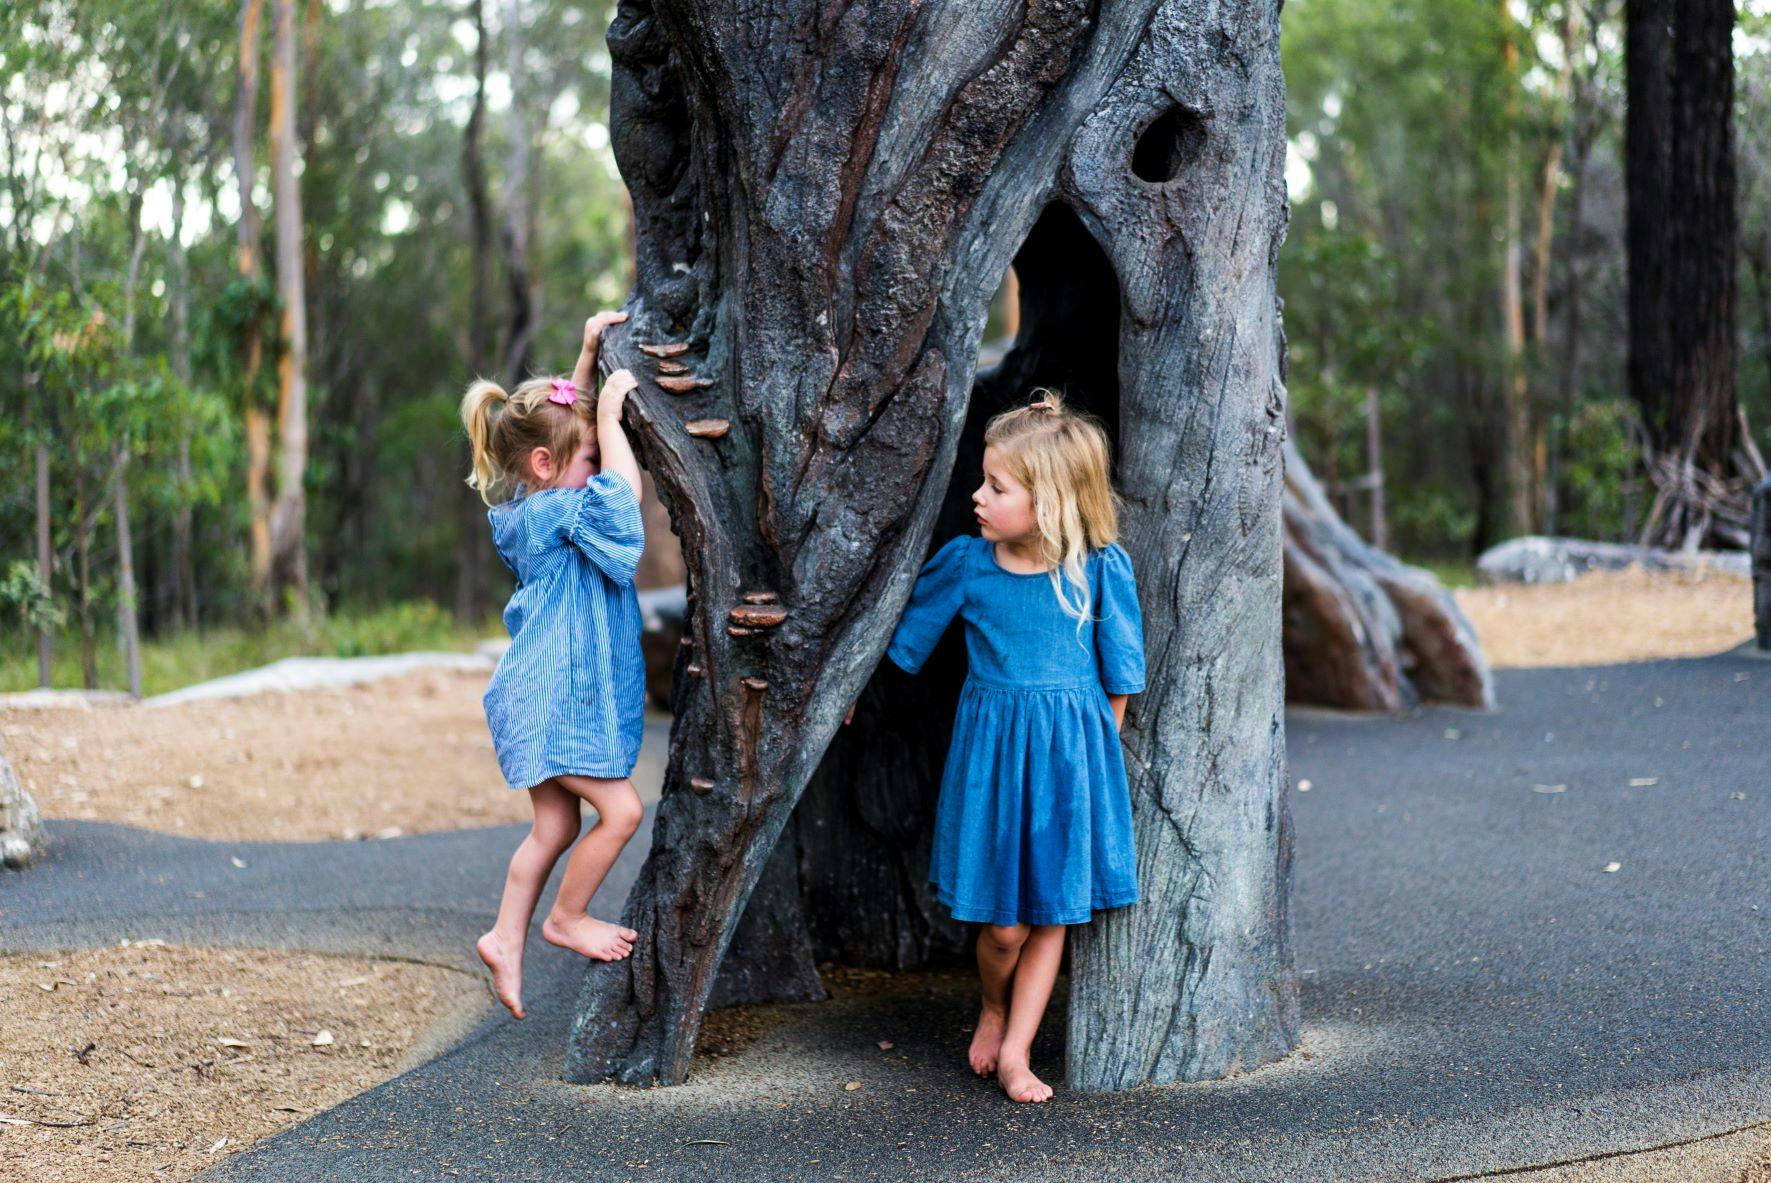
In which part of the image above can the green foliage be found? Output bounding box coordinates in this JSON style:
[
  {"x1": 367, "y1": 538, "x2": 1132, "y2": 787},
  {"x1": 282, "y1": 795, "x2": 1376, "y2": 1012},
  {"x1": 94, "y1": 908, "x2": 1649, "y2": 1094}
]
[{"x1": 0, "y1": 560, "x2": 61, "y2": 634}]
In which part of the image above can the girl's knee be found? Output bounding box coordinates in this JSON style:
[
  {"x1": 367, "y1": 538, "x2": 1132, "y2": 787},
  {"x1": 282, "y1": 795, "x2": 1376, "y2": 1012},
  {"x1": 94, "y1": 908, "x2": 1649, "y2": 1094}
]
[
  {"x1": 531, "y1": 815, "x2": 580, "y2": 854},
  {"x1": 598, "y1": 788, "x2": 644, "y2": 838},
  {"x1": 984, "y1": 923, "x2": 1031, "y2": 953}
]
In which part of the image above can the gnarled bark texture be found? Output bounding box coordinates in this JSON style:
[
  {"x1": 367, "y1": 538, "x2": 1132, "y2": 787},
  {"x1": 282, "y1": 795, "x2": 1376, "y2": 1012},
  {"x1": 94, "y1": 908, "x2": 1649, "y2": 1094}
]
[{"x1": 566, "y1": 0, "x2": 1299, "y2": 1091}]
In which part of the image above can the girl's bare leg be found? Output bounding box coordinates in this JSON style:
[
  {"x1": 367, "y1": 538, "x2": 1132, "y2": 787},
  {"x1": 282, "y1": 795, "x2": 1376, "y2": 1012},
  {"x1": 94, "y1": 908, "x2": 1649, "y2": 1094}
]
[
  {"x1": 996, "y1": 924, "x2": 1065, "y2": 1103},
  {"x1": 972, "y1": 923, "x2": 1029, "y2": 1076},
  {"x1": 540, "y1": 774, "x2": 644, "y2": 961},
  {"x1": 476, "y1": 781, "x2": 581, "y2": 1019}
]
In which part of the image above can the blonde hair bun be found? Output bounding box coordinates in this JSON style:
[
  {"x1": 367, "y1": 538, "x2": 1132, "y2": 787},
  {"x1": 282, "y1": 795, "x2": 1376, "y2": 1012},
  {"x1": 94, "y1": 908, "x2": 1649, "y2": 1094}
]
[{"x1": 982, "y1": 387, "x2": 1119, "y2": 628}]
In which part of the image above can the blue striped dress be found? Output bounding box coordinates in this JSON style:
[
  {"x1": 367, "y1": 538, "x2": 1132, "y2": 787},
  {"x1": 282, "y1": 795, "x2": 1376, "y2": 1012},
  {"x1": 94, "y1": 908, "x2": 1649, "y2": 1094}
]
[{"x1": 482, "y1": 472, "x2": 647, "y2": 789}]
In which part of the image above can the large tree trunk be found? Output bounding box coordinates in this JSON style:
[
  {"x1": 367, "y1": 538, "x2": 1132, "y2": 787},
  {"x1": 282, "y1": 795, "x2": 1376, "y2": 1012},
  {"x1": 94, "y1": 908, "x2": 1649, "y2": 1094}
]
[
  {"x1": 566, "y1": 0, "x2": 1298, "y2": 1093},
  {"x1": 268, "y1": 0, "x2": 310, "y2": 609},
  {"x1": 1625, "y1": 0, "x2": 1743, "y2": 549}
]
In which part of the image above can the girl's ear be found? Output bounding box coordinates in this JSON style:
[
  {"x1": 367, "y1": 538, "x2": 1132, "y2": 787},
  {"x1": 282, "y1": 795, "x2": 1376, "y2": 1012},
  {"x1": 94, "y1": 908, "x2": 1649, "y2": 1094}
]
[{"x1": 528, "y1": 445, "x2": 556, "y2": 482}]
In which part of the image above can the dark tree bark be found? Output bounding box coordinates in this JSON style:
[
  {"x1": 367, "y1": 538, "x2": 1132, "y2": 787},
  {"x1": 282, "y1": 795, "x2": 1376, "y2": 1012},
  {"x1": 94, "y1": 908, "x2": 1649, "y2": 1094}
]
[
  {"x1": 566, "y1": 0, "x2": 1298, "y2": 1092},
  {"x1": 1625, "y1": 0, "x2": 1744, "y2": 549}
]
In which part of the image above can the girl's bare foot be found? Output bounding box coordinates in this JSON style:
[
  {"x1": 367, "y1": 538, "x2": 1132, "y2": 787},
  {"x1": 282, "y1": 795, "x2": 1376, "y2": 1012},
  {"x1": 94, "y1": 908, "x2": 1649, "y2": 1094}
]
[
  {"x1": 997, "y1": 1055, "x2": 1054, "y2": 1103},
  {"x1": 476, "y1": 931, "x2": 525, "y2": 1019},
  {"x1": 969, "y1": 1003, "x2": 1008, "y2": 1076},
  {"x1": 541, "y1": 911, "x2": 639, "y2": 961}
]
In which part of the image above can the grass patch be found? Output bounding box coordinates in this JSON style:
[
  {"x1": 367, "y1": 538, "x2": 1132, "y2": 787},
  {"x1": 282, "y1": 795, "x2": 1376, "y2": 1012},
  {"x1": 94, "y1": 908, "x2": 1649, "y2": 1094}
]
[
  {"x1": 1413, "y1": 559, "x2": 1477, "y2": 589},
  {"x1": 1, "y1": 601, "x2": 499, "y2": 698}
]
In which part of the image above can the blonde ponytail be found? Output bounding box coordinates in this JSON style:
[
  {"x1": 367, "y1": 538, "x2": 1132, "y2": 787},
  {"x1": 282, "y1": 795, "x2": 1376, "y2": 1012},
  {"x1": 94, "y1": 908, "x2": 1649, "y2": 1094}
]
[
  {"x1": 459, "y1": 373, "x2": 594, "y2": 506},
  {"x1": 460, "y1": 379, "x2": 511, "y2": 504}
]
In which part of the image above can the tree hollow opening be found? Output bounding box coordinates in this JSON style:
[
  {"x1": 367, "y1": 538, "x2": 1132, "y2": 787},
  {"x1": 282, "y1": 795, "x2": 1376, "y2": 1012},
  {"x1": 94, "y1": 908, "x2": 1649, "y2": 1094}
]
[{"x1": 1131, "y1": 104, "x2": 1206, "y2": 184}]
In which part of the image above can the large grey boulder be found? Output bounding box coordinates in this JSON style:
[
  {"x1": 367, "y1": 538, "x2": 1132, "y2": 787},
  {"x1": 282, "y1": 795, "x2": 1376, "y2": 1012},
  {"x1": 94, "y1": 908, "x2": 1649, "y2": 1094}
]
[{"x1": 1477, "y1": 536, "x2": 1750, "y2": 586}]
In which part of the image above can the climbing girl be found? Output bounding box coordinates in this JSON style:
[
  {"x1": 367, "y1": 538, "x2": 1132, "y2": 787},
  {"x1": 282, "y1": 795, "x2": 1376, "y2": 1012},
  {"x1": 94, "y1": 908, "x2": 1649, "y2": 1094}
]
[
  {"x1": 879, "y1": 388, "x2": 1146, "y2": 1103},
  {"x1": 461, "y1": 309, "x2": 649, "y2": 1020}
]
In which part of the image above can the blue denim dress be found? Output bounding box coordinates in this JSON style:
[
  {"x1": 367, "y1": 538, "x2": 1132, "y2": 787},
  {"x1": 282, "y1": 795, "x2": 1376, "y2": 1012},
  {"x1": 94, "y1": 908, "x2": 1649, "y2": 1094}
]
[
  {"x1": 482, "y1": 473, "x2": 647, "y2": 789},
  {"x1": 886, "y1": 535, "x2": 1146, "y2": 926}
]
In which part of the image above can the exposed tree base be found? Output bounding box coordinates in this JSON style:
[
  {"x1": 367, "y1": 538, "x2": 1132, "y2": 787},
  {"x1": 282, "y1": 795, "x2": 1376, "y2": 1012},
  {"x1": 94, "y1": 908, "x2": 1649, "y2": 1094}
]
[{"x1": 1283, "y1": 440, "x2": 1493, "y2": 712}]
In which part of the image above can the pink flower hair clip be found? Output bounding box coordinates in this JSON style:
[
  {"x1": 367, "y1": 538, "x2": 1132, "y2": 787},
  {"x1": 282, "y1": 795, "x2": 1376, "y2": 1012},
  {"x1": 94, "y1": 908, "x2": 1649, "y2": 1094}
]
[{"x1": 547, "y1": 378, "x2": 579, "y2": 406}]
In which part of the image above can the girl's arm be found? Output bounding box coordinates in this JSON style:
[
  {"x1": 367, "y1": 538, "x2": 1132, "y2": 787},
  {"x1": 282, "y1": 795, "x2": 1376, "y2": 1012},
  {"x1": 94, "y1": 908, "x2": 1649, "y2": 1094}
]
[
  {"x1": 597, "y1": 369, "x2": 644, "y2": 501},
  {"x1": 571, "y1": 310, "x2": 628, "y2": 393},
  {"x1": 1107, "y1": 693, "x2": 1128, "y2": 732}
]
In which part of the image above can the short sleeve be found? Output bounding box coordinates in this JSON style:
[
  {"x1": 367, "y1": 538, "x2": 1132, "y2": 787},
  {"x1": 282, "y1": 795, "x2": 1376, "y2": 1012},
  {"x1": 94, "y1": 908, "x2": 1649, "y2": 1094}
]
[
  {"x1": 1094, "y1": 543, "x2": 1146, "y2": 694},
  {"x1": 885, "y1": 536, "x2": 970, "y2": 675},
  {"x1": 525, "y1": 473, "x2": 646, "y2": 586}
]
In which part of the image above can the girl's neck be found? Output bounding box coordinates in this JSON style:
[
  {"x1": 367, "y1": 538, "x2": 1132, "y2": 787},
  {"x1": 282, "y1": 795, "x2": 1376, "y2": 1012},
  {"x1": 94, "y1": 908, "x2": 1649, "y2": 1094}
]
[{"x1": 993, "y1": 534, "x2": 1050, "y2": 574}]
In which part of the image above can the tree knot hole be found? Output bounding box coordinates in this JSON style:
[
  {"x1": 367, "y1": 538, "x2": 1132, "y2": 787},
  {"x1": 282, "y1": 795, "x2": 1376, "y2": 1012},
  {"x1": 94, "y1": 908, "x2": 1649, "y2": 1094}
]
[{"x1": 1132, "y1": 104, "x2": 1207, "y2": 184}]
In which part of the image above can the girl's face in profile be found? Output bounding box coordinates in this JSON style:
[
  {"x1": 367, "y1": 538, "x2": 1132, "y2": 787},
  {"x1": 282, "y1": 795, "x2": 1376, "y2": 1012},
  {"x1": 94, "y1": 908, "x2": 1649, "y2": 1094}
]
[
  {"x1": 531, "y1": 427, "x2": 600, "y2": 491},
  {"x1": 973, "y1": 446, "x2": 1036, "y2": 544},
  {"x1": 554, "y1": 433, "x2": 600, "y2": 489}
]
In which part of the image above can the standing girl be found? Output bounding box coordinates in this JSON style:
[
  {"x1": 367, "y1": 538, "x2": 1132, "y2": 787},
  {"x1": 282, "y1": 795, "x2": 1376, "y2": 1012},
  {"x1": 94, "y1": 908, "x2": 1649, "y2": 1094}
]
[
  {"x1": 462, "y1": 310, "x2": 649, "y2": 1021},
  {"x1": 882, "y1": 389, "x2": 1145, "y2": 1103}
]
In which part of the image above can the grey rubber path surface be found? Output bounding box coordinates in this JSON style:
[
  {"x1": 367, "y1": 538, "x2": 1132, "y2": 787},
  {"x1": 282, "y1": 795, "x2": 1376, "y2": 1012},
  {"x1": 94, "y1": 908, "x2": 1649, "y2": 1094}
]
[{"x1": 2, "y1": 652, "x2": 1765, "y2": 1182}]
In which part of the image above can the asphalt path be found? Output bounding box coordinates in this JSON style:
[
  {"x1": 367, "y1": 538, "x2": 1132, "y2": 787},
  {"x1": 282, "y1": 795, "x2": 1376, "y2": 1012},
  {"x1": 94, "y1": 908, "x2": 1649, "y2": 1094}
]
[{"x1": 2, "y1": 650, "x2": 1764, "y2": 1182}]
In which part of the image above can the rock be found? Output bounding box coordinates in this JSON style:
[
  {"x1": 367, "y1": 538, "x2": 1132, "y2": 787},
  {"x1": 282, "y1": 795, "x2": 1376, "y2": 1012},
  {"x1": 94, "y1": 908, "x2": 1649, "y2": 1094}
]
[
  {"x1": 1, "y1": 737, "x2": 44, "y2": 870},
  {"x1": 1476, "y1": 536, "x2": 1751, "y2": 586}
]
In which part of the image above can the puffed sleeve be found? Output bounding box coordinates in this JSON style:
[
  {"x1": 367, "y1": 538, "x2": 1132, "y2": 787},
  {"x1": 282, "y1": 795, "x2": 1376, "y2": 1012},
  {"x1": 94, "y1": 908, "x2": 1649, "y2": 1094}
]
[
  {"x1": 885, "y1": 535, "x2": 971, "y2": 675},
  {"x1": 525, "y1": 473, "x2": 646, "y2": 586},
  {"x1": 1094, "y1": 543, "x2": 1146, "y2": 694}
]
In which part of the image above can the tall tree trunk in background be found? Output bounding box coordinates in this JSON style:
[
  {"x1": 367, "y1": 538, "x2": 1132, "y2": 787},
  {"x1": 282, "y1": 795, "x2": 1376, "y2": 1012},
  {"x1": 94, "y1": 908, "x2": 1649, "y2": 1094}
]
[
  {"x1": 117, "y1": 176, "x2": 148, "y2": 697},
  {"x1": 499, "y1": 0, "x2": 538, "y2": 388},
  {"x1": 1549, "y1": 0, "x2": 1604, "y2": 536},
  {"x1": 35, "y1": 437, "x2": 52, "y2": 687},
  {"x1": 1499, "y1": 0, "x2": 1533, "y2": 537},
  {"x1": 1625, "y1": 0, "x2": 1742, "y2": 548},
  {"x1": 566, "y1": 0, "x2": 1299, "y2": 1094},
  {"x1": 111, "y1": 456, "x2": 142, "y2": 697},
  {"x1": 268, "y1": 0, "x2": 310, "y2": 610},
  {"x1": 169, "y1": 162, "x2": 197, "y2": 630},
  {"x1": 456, "y1": 0, "x2": 495, "y2": 624},
  {"x1": 1528, "y1": 0, "x2": 1576, "y2": 531},
  {"x1": 235, "y1": 0, "x2": 272, "y2": 613},
  {"x1": 74, "y1": 465, "x2": 97, "y2": 690}
]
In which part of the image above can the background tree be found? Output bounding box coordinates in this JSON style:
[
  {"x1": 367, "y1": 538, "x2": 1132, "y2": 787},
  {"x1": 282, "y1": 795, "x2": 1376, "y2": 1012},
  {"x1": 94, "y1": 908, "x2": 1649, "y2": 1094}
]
[{"x1": 1624, "y1": 0, "x2": 1752, "y2": 549}]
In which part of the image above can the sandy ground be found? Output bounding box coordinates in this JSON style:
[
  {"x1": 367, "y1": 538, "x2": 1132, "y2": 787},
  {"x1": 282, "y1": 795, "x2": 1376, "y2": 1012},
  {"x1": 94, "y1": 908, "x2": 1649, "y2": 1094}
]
[
  {"x1": 1454, "y1": 567, "x2": 1754, "y2": 669},
  {"x1": 1, "y1": 668, "x2": 531, "y2": 842},
  {"x1": 0, "y1": 942, "x2": 482, "y2": 1183}
]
